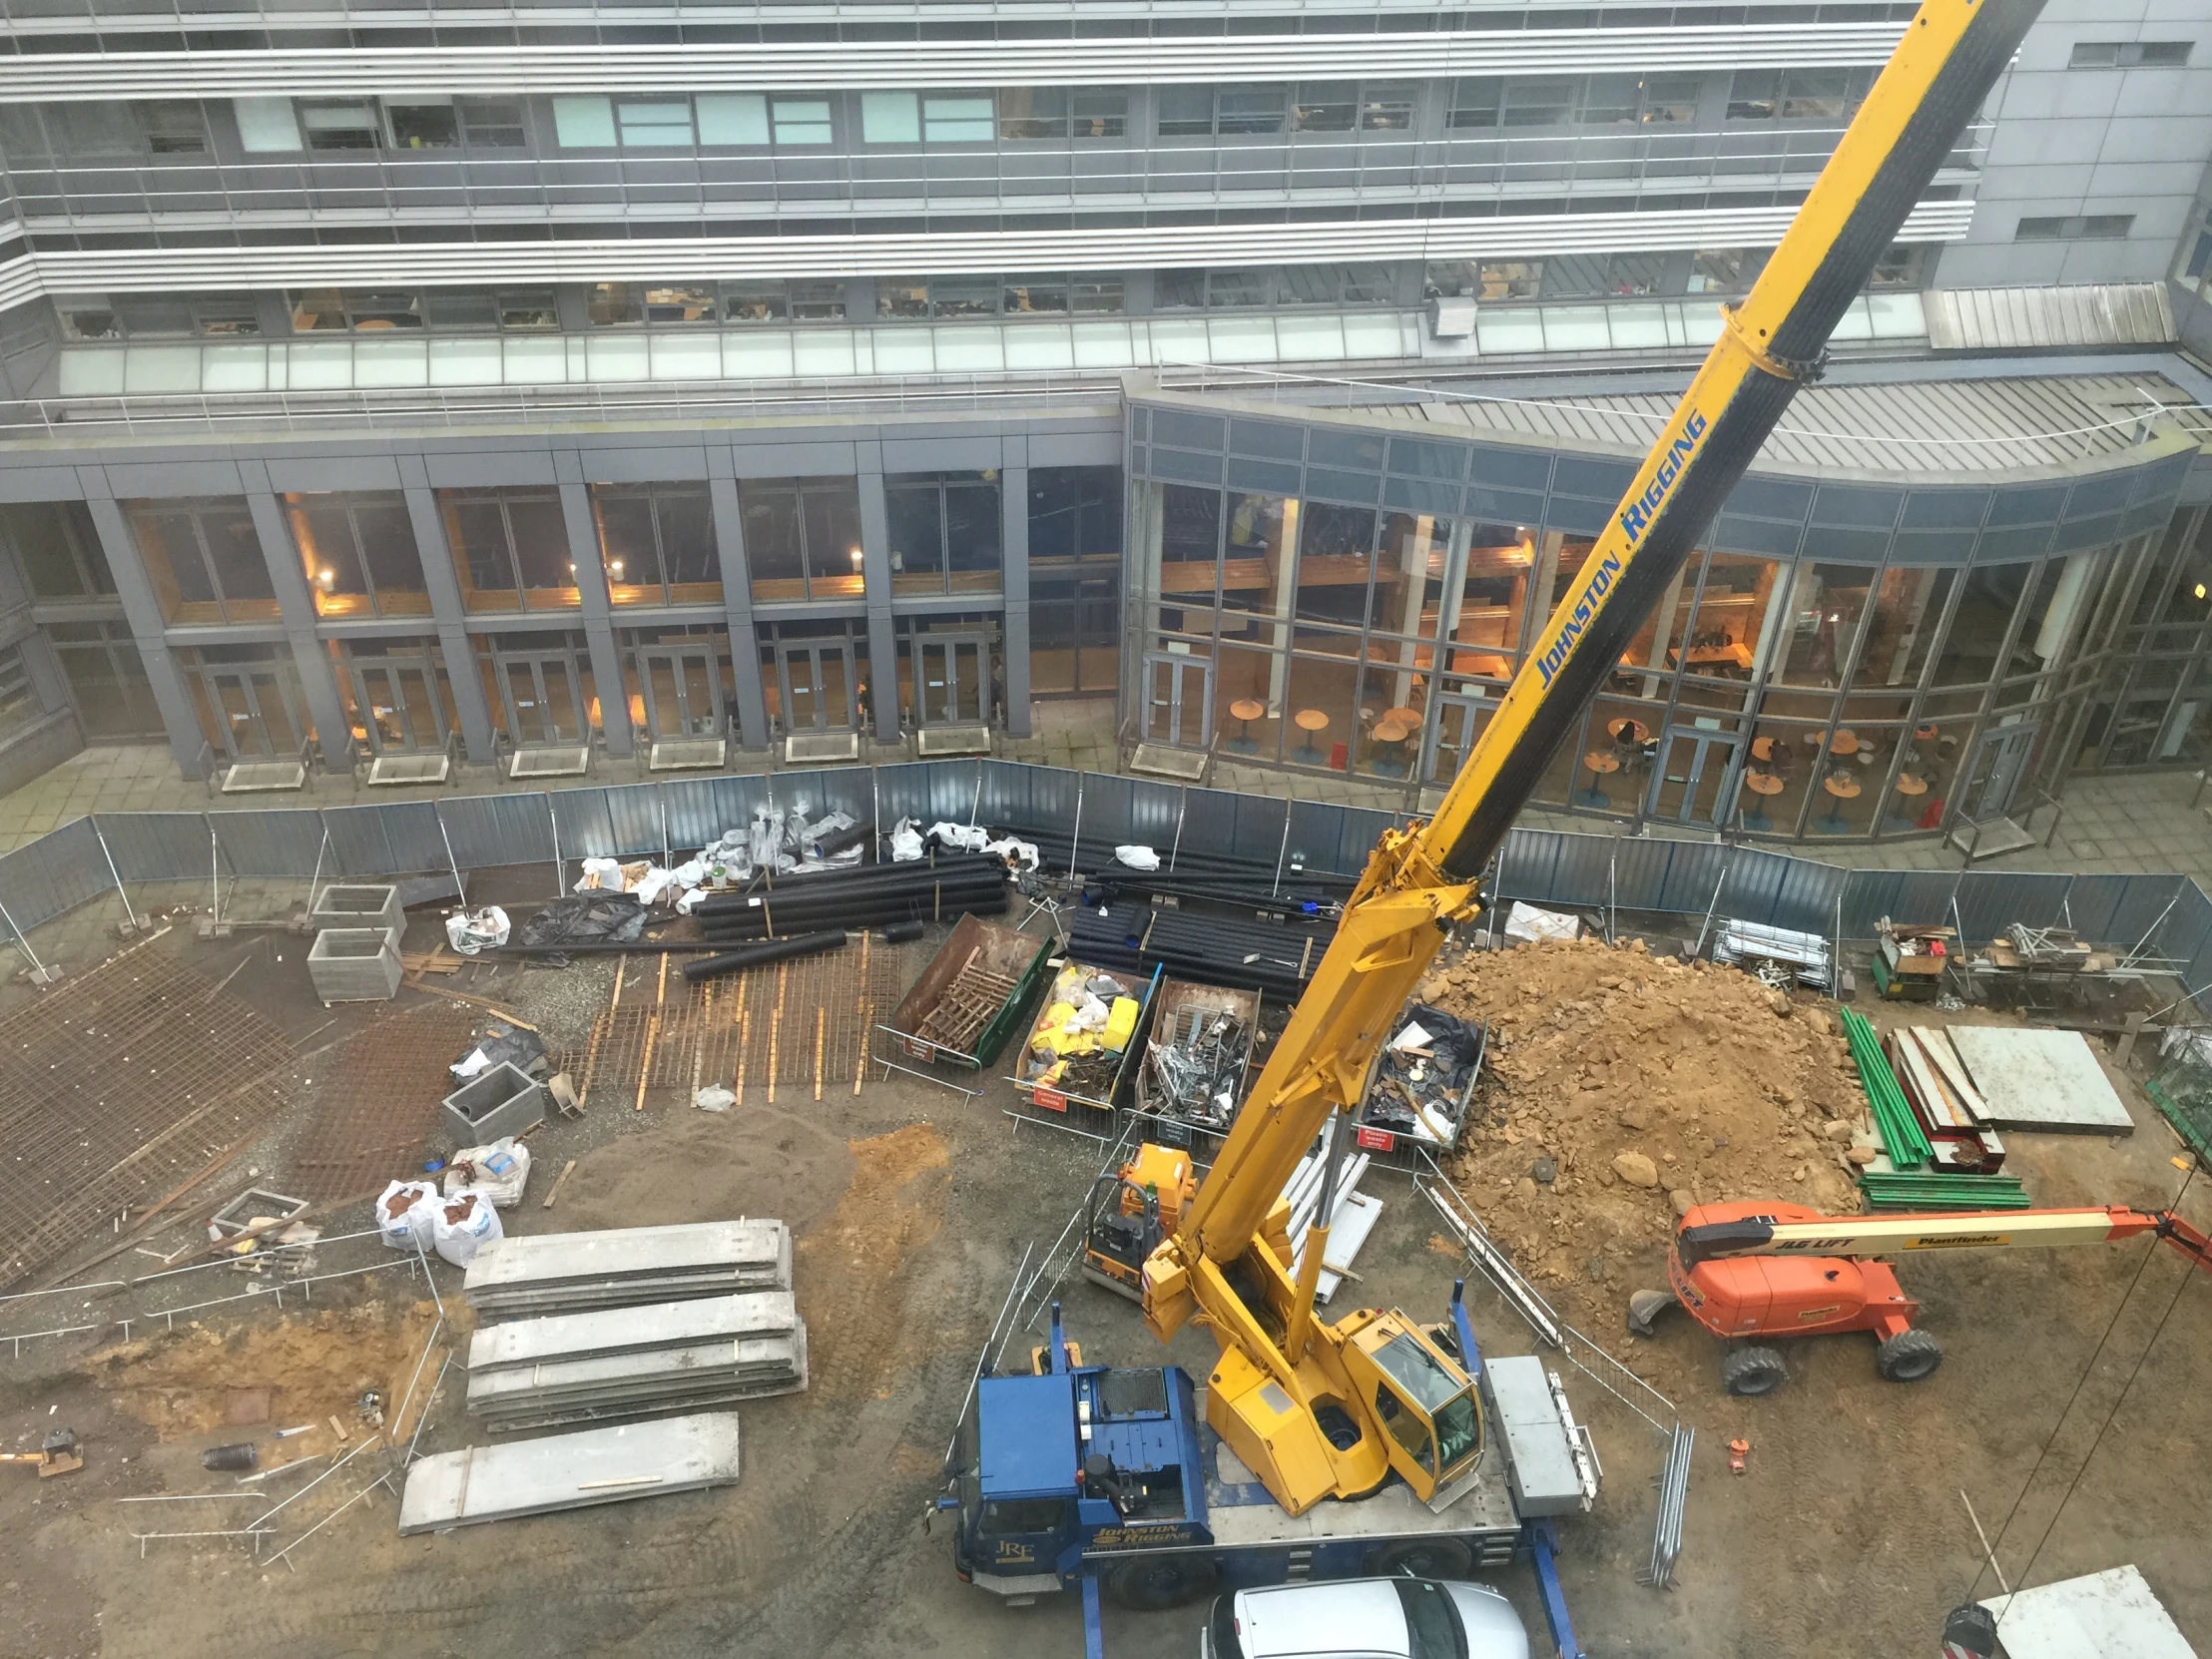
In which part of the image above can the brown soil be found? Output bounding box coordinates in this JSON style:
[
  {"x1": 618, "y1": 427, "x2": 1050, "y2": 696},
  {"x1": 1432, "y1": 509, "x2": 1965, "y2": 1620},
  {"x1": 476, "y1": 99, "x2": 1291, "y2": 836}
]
[
  {"x1": 546, "y1": 1102, "x2": 856, "y2": 1237},
  {"x1": 1427, "y1": 935, "x2": 1865, "y2": 1328},
  {"x1": 83, "y1": 1298, "x2": 443, "y2": 1443},
  {"x1": 796, "y1": 1121, "x2": 952, "y2": 1398}
]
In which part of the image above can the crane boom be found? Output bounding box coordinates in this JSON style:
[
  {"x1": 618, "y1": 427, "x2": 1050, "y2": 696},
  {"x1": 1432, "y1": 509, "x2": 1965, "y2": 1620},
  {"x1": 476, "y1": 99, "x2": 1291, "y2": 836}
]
[
  {"x1": 1142, "y1": 0, "x2": 2050, "y2": 1519},
  {"x1": 1676, "y1": 1206, "x2": 2212, "y2": 1269}
]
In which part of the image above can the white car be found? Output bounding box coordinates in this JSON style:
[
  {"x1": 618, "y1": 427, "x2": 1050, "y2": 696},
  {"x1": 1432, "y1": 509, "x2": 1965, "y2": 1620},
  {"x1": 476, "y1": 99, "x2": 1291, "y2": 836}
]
[{"x1": 1201, "y1": 1576, "x2": 1532, "y2": 1659}]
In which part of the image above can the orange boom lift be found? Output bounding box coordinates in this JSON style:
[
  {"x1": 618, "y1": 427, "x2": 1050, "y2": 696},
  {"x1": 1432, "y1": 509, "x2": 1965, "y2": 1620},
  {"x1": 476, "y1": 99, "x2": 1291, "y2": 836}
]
[{"x1": 1627, "y1": 1199, "x2": 2212, "y2": 1395}]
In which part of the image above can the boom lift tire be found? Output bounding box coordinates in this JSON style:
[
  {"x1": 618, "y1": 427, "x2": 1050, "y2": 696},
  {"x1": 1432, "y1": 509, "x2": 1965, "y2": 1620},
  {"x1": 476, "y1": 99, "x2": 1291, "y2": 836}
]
[
  {"x1": 1719, "y1": 1346, "x2": 1790, "y2": 1396},
  {"x1": 1106, "y1": 1554, "x2": 1221, "y2": 1611},
  {"x1": 1875, "y1": 1328, "x2": 1943, "y2": 1382},
  {"x1": 1372, "y1": 1536, "x2": 1477, "y2": 1580}
]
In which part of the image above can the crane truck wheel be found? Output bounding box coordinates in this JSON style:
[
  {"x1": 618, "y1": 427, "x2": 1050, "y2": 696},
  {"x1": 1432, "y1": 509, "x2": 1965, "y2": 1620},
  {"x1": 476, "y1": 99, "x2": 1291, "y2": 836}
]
[
  {"x1": 1876, "y1": 1328, "x2": 1944, "y2": 1382},
  {"x1": 1719, "y1": 1347, "x2": 1789, "y2": 1396},
  {"x1": 1105, "y1": 1554, "x2": 1220, "y2": 1610},
  {"x1": 1372, "y1": 1537, "x2": 1476, "y2": 1580}
]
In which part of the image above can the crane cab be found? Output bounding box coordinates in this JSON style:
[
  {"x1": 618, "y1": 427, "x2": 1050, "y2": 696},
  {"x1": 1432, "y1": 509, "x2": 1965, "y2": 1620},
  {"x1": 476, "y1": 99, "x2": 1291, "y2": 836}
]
[{"x1": 1338, "y1": 1312, "x2": 1486, "y2": 1507}]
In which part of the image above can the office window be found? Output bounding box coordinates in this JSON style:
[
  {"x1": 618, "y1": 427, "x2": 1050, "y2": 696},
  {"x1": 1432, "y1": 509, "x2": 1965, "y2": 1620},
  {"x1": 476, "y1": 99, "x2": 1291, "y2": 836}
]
[
  {"x1": 460, "y1": 98, "x2": 527, "y2": 147},
  {"x1": 1159, "y1": 86, "x2": 1287, "y2": 137},
  {"x1": 697, "y1": 94, "x2": 769, "y2": 145},
  {"x1": 877, "y1": 279, "x2": 930, "y2": 320},
  {"x1": 300, "y1": 102, "x2": 381, "y2": 150},
  {"x1": 1209, "y1": 270, "x2": 1271, "y2": 308},
  {"x1": 587, "y1": 283, "x2": 645, "y2": 326},
  {"x1": 725, "y1": 286, "x2": 790, "y2": 323},
  {"x1": 1726, "y1": 70, "x2": 1780, "y2": 120},
  {"x1": 1155, "y1": 271, "x2": 1207, "y2": 309},
  {"x1": 1689, "y1": 248, "x2": 1767, "y2": 292},
  {"x1": 1295, "y1": 83, "x2": 1358, "y2": 133},
  {"x1": 1641, "y1": 75, "x2": 1703, "y2": 125},
  {"x1": 1869, "y1": 245, "x2": 1926, "y2": 287},
  {"x1": 924, "y1": 96, "x2": 995, "y2": 143},
  {"x1": 1730, "y1": 68, "x2": 1873, "y2": 121},
  {"x1": 2068, "y1": 40, "x2": 2192, "y2": 67},
  {"x1": 1502, "y1": 81, "x2": 1575, "y2": 127},
  {"x1": 790, "y1": 280, "x2": 847, "y2": 321},
  {"x1": 1580, "y1": 75, "x2": 1643, "y2": 126},
  {"x1": 1479, "y1": 261, "x2": 1542, "y2": 299},
  {"x1": 286, "y1": 491, "x2": 431, "y2": 619},
  {"x1": 388, "y1": 101, "x2": 461, "y2": 149},
  {"x1": 2016, "y1": 215, "x2": 2136, "y2": 240},
  {"x1": 886, "y1": 472, "x2": 1002, "y2": 596},
  {"x1": 593, "y1": 483, "x2": 721, "y2": 607},
  {"x1": 439, "y1": 486, "x2": 577, "y2": 612},
  {"x1": 552, "y1": 96, "x2": 618, "y2": 148},
  {"x1": 288, "y1": 289, "x2": 421, "y2": 331},
  {"x1": 1071, "y1": 275, "x2": 1125, "y2": 314},
  {"x1": 861, "y1": 93, "x2": 921, "y2": 144},
  {"x1": 772, "y1": 99, "x2": 833, "y2": 145},
  {"x1": 645, "y1": 285, "x2": 717, "y2": 324},
  {"x1": 126, "y1": 497, "x2": 279, "y2": 625},
  {"x1": 1028, "y1": 466, "x2": 1123, "y2": 560},
  {"x1": 425, "y1": 291, "x2": 496, "y2": 328},
  {"x1": 0, "y1": 500, "x2": 115, "y2": 601},
  {"x1": 1448, "y1": 78, "x2": 1503, "y2": 129},
  {"x1": 1073, "y1": 91, "x2": 1128, "y2": 138},
  {"x1": 1361, "y1": 84, "x2": 1416, "y2": 131},
  {"x1": 1276, "y1": 268, "x2": 1340, "y2": 305},
  {"x1": 498, "y1": 289, "x2": 560, "y2": 329},
  {"x1": 1004, "y1": 276, "x2": 1068, "y2": 315},
  {"x1": 1000, "y1": 89, "x2": 1066, "y2": 140},
  {"x1": 136, "y1": 101, "x2": 209, "y2": 154},
  {"x1": 46, "y1": 622, "x2": 160, "y2": 739},
  {"x1": 0, "y1": 646, "x2": 40, "y2": 744},
  {"x1": 618, "y1": 101, "x2": 694, "y2": 147},
  {"x1": 56, "y1": 103, "x2": 138, "y2": 157},
  {"x1": 1779, "y1": 68, "x2": 1850, "y2": 120},
  {"x1": 930, "y1": 276, "x2": 997, "y2": 318},
  {"x1": 740, "y1": 477, "x2": 864, "y2": 602},
  {"x1": 66, "y1": 292, "x2": 260, "y2": 339},
  {"x1": 235, "y1": 97, "x2": 302, "y2": 153}
]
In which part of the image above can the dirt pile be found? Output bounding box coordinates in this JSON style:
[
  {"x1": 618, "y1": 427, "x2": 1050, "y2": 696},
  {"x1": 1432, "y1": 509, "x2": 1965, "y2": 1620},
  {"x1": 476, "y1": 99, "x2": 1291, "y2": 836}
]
[
  {"x1": 85, "y1": 1298, "x2": 445, "y2": 1441},
  {"x1": 1422, "y1": 936, "x2": 1866, "y2": 1324},
  {"x1": 548, "y1": 1102, "x2": 855, "y2": 1237}
]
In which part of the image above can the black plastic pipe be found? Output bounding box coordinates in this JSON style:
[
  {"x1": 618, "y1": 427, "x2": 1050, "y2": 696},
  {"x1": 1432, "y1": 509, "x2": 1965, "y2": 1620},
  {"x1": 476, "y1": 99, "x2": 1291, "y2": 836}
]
[{"x1": 680, "y1": 929, "x2": 849, "y2": 984}]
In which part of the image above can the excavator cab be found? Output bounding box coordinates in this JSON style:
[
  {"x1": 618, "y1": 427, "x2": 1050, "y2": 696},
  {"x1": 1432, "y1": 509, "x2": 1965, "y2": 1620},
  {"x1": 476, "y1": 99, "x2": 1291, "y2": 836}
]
[{"x1": 1083, "y1": 1144, "x2": 1195, "y2": 1301}]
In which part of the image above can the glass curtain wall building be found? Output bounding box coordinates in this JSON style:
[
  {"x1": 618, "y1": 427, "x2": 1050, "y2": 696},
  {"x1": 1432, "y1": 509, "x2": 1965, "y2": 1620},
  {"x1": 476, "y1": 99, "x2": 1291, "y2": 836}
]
[{"x1": 0, "y1": 0, "x2": 2207, "y2": 830}]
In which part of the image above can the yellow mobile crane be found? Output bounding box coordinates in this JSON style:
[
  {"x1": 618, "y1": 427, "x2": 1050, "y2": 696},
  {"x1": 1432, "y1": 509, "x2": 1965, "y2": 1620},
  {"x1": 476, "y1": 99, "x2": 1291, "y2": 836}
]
[{"x1": 1138, "y1": 0, "x2": 2050, "y2": 1521}]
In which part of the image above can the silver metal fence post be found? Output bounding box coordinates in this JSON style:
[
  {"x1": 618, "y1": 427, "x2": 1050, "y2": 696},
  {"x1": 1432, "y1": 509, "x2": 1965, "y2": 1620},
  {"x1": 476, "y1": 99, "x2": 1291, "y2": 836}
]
[
  {"x1": 433, "y1": 805, "x2": 465, "y2": 905},
  {"x1": 91, "y1": 818, "x2": 142, "y2": 931},
  {"x1": 0, "y1": 898, "x2": 45, "y2": 975}
]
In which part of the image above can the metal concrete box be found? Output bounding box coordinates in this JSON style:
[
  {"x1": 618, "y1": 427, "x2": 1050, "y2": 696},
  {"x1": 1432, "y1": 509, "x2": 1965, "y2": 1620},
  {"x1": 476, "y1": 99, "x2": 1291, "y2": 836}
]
[
  {"x1": 306, "y1": 927, "x2": 404, "y2": 1003},
  {"x1": 311, "y1": 883, "x2": 404, "y2": 945},
  {"x1": 1479, "y1": 1356, "x2": 1585, "y2": 1517},
  {"x1": 442, "y1": 1061, "x2": 546, "y2": 1144}
]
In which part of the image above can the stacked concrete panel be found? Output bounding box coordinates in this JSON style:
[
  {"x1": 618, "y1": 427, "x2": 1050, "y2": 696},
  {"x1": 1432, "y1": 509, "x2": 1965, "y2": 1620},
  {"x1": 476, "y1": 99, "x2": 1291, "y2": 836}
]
[
  {"x1": 461, "y1": 1220, "x2": 792, "y2": 1319},
  {"x1": 399, "y1": 1413, "x2": 742, "y2": 1532},
  {"x1": 464, "y1": 1292, "x2": 809, "y2": 1432}
]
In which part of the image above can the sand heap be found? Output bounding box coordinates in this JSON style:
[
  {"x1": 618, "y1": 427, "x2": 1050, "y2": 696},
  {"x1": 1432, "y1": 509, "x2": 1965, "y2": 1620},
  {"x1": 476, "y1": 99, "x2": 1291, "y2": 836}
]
[{"x1": 1421, "y1": 935, "x2": 1865, "y2": 1318}]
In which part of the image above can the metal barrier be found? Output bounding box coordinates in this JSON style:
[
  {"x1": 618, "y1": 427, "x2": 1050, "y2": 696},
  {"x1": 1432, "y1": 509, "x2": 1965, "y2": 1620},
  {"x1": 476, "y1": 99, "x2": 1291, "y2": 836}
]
[{"x1": 3, "y1": 761, "x2": 2210, "y2": 991}]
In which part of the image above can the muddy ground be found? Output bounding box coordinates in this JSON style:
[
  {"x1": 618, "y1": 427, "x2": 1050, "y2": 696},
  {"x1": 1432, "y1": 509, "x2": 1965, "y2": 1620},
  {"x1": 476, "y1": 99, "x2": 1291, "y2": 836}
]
[{"x1": 1, "y1": 919, "x2": 2208, "y2": 1659}]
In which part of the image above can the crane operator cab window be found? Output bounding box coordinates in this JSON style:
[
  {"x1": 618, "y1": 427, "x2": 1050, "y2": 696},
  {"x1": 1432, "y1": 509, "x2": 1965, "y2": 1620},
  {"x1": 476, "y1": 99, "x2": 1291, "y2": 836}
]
[{"x1": 1371, "y1": 1335, "x2": 1481, "y2": 1478}]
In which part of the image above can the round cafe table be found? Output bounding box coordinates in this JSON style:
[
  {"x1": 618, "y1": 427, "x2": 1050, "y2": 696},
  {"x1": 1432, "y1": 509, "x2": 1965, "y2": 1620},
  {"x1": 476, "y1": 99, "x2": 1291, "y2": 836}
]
[
  {"x1": 1227, "y1": 697, "x2": 1265, "y2": 754},
  {"x1": 1293, "y1": 707, "x2": 1332, "y2": 765},
  {"x1": 1825, "y1": 729, "x2": 1860, "y2": 757},
  {"x1": 1740, "y1": 768, "x2": 1784, "y2": 830},
  {"x1": 1816, "y1": 771, "x2": 1863, "y2": 833},
  {"x1": 1891, "y1": 771, "x2": 1929, "y2": 830},
  {"x1": 1579, "y1": 750, "x2": 1620, "y2": 809},
  {"x1": 1750, "y1": 736, "x2": 1777, "y2": 763},
  {"x1": 1370, "y1": 713, "x2": 1415, "y2": 777},
  {"x1": 1607, "y1": 717, "x2": 1649, "y2": 747}
]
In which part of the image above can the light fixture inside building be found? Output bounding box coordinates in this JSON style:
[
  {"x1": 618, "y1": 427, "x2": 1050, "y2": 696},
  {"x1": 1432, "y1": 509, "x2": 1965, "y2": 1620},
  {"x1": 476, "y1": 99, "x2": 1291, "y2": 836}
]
[
  {"x1": 317, "y1": 568, "x2": 334, "y2": 586},
  {"x1": 851, "y1": 547, "x2": 864, "y2": 568},
  {"x1": 610, "y1": 559, "x2": 624, "y2": 576},
  {"x1": 2196, "y1": 582, "x2": 2206, "y2": 601}
]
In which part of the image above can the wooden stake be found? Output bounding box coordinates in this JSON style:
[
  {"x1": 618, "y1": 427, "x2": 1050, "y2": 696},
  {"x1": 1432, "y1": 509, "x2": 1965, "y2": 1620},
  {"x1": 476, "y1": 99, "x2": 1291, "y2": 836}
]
[
  {"x1": 635, "y1": 1012, "x2": 658, "y2": 1111},
  {"x1": 854, "y1": 997, "x2": 869, "y2": 1095},
  {"x1": 611, "y1": 955, "x2": 627, "y2": 1008},
  {"x1": 689, "y1": 980, "x2": 709, "y2": 1103},
  {"x1": 767, "y1": 1008, "x2": 781, "y2": 1105},
  {"x1": 541, "y1": 1158, "x2": 578, "y2": 1209},
  {"x1": 736, "y1": 1006, "x2": 750, "y2": 1106},
  {"x1": 655, "y1": 950, "x2": 669, "y2": 1007},
  {"x1": 814, "y1": 1006, "x2": 826, "y2": 1101},
  {"x1": 577, "y1": 1011, "x2": 606, "y2": 1110}
]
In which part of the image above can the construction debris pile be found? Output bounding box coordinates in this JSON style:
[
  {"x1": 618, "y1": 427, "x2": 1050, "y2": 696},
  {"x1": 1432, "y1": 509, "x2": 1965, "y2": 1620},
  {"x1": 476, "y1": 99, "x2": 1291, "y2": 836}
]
[
  {"x1": 461, "y1": 1220, "x2": 806, "y2": 1431},
  {"x1": 1425, "y1": 936, "x2": 1865, "y2": 1306},
  {"x1": 1145, "y1": 1008, "x2": 1253, "y2": 1132},
  {"x1": 1362, "y1": 1003, "x2": 1483, "y2": 1148},
  {"x1": 1017, "y1": 962, "x2": 1144, "y2": 1101}
]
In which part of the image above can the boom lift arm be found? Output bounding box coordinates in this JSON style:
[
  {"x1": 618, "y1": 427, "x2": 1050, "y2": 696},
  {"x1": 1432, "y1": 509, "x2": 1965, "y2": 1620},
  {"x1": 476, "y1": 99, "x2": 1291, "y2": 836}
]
[
  {"x1": 1141, "y1": 0, "x2": 2049, "y2": 1518},
  {"x1": 1675, "y1": 1204, "x2": 2212, "y2": 1269}
]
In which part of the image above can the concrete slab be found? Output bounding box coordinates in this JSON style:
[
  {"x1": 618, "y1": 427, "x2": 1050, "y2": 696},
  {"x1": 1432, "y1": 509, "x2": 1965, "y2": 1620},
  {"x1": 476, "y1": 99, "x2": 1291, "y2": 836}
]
[
  {"x1": 1944, "y1": 1026, "x2": 2136, "y2": 1134},
  {"x1": 1982, "y1": 1565, "x2": 2196, "y2": 1659},
  {"x1": 398, "y1": 1412, "x2": 742, "y2": 1532}
]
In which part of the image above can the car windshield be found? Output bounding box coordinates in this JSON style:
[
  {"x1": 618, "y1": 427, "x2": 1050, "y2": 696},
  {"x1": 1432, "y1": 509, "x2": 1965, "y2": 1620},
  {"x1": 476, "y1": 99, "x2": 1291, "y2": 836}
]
[{"x1": 1393, "y1": 1579, "x2": 1465, "y2": 1659}]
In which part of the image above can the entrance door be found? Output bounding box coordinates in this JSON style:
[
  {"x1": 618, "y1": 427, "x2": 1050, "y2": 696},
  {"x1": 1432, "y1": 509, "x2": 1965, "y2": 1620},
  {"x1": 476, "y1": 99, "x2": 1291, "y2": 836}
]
[
  {"x1": 1419, "y1": 691, "x2": 1490, "y2": 788},
  {"x1": 1646, "y1": 724, "x2": 1745, "y2": 828},
  {"x1": 777, "y1": 640, "x2": 858, "y2": 732},
  {"x1": 350, "y1": 661, "x2": 446, "y2": 754},
  {"x1": 915, "y1": 633, "x2": 990, "y2": 726},
  {"x1": 1961, "y1": 720, "x2": 2037, "y2": 821},
  {"x1": 639, "y1": 646, "x2": 725, "y2": 739},
  {"x1": 497, "y1": 652, "x2": 588, "y2": 745},
  {"x1": 1141, "y1": 650, "x2": 1212, "y2": 749},
  {"x1": 205, "y1": 669, "x2": 304, "y2": 760}
]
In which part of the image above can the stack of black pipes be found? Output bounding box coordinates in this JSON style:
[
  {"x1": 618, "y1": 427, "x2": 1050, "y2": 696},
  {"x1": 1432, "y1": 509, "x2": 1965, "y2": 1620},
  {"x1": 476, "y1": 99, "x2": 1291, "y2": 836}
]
[
  {"x1": 690, "y1": 852, "x2": 1010, "y2": 944},
  {"x1": 1067, "y1": 902, "x2": 1337, "y2": 1002},
  {"x1": 988, "y1": 825, "x2": 1356, "y2": 913}
]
